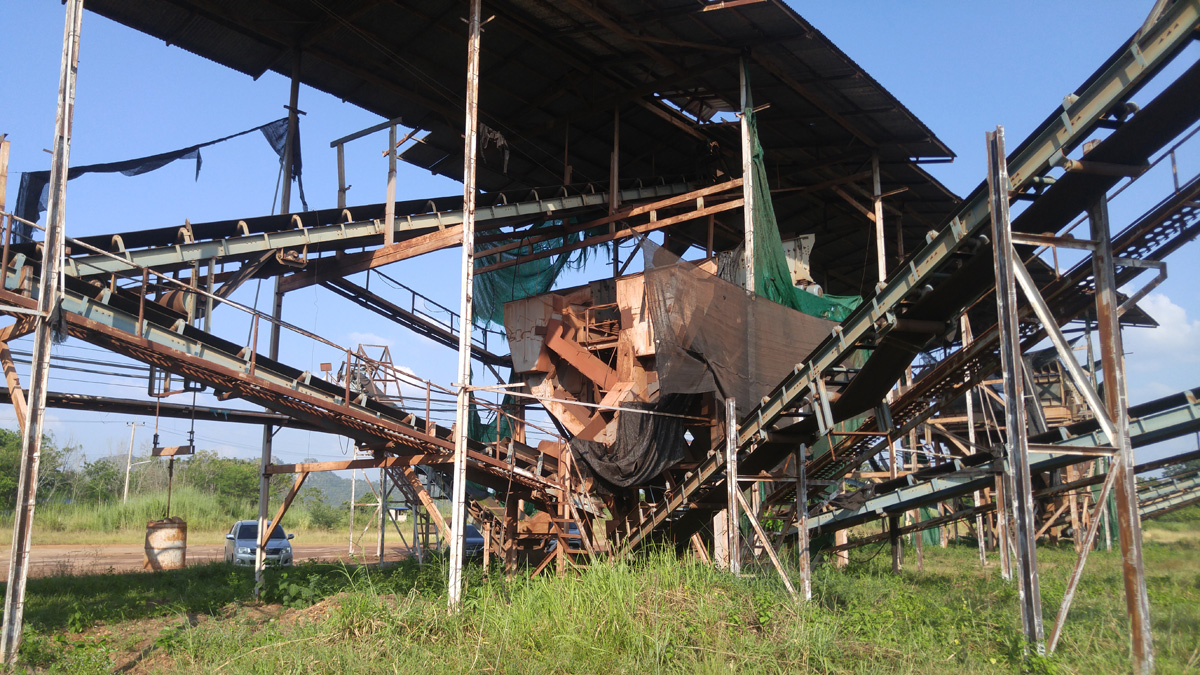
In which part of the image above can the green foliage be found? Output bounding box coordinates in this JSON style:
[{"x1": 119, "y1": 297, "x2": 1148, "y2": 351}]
[
  {"x1": 181, "y1": 450, "x2": 262, "y2": 502},
  {"x1": 296, "y1": 486, "x2": 344, "y2": 530},
  {"x1": 0, "y1": 428, "x2": 354, "y2": 533},
  {"x1": 4, "y1": 484, "x2": 352, "y2": 533},
  {"x1": 1149, "y1": 504, "x2": 1200, "y2": 523},
  {"x1": 0, "y1": 428, "x2": 74, "y2": 509},
  {"x1": 1163, "y1": 458, "x2": 1200, "y2": 478}
]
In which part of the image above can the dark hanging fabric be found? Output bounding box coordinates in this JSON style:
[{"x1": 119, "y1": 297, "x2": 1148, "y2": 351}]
[
  {"x1": 12, "y1": 117, "x2": 307, "y2": 242},
  {"x1": 257, "y1": 118, "x2": 308, "y2": 213},
  {"x1": 569, "y1": 394, "x2": 694, "y2": 489}
]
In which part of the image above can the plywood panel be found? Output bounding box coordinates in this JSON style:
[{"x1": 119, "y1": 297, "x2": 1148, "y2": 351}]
[{"x1": 616, "y1": 274, "x2": 654, "y2": 357}]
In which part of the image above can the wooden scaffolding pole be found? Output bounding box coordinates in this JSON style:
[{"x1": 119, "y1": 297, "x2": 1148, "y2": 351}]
[
  {"x1": 448, "y1": 0, "x2": 482, "y2": 610},
  {"x1": 726, "y1": 398, "x2": 740, "y2": 575},
  {"x1": 739, "y1": 57, "x2": 755, "y2": 293},
  {"x1": 796, "y1": 445, "x2": 811, "y2": 600},
  {"x1": 1, "y1": 0, "x2": 82, "y2": 663},
  {"x1": 871, "y1": 153, "x2": 886, "y2": 284},
  {"x1": 962, "y1": 315, "x2": 987, "y2": 568}
]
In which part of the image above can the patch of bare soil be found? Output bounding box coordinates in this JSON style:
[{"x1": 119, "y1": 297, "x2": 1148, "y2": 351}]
[{"x1": 71, "y1": 601, "x2": 292, "y2": 674}]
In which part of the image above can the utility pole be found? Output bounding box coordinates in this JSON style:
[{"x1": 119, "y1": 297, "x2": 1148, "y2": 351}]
[
  {"x1": 1, "y1": 0, "x2": 83, "y2": 664},
  {"x1": 122, "y1": 422, "x2": 144, "y2": 503}
]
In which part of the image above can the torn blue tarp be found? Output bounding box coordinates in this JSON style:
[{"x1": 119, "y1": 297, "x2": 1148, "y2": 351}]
[{"x1": 12, "y1": 117, "x2": 306, "y2": 242}]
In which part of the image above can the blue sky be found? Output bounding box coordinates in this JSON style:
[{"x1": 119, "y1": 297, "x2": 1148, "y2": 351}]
[{"x1": 0, "y1": 2, "x2": 1196, "y2": 471}]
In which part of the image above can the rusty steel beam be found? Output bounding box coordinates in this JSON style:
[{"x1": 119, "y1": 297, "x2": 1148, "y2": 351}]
[
  {"x1": 0, "y1": 389, "x2": 316, "y2": 431},
  {"x1": 1089, "y1": 194, "x2": 1154, "y2": 673}
]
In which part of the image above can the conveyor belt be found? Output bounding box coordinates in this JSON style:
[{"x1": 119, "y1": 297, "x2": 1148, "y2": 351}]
[
  {"x1": 823, "y1": 448, "x2": 1200, "y2": 552},
  {"x1": 1140, "y1": 472, "x2": 1200, "y2": 519},
  {"x1": 61, "y1": 181, "x2": 691, "y2": 278},
  {"x1": 0, "y1": 254, "x2": 570, "y2": 507},
  {"x1": 808, "y1": 386, "x2": 1200, "y2": 536}
]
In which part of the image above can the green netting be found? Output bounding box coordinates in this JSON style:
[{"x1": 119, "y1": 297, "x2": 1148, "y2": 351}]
[
  {"x1": 744, "y1": 105, "x2": 861, "y2": 322},
  {"x1": 470, "y1": 220, "x2": 608, "y2": 445},
  {"x1": 468, "y1": 370, "x2": 520, "y2": 444},
  {"x1": 915, "y1": 507, "x2": 941, "y2": 546},
  {"x1": 472, "y1": 219, "x2": 608, "y2": 328}
]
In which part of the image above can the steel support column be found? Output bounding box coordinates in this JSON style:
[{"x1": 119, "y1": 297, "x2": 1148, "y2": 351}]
[
  {"x1": 1088, "y1": 196, "x2": 1153, "y2": 673},
  {"x1": 256, "y1": 50, "x2": 300, "y2": 593},
  {"x1": 1, "y1": 0, "x2": 81, "y2": 662},
  {"x1": 448, "y1": 0, "x2": 482, "y2": 610},
  {"x1": 987, "y1": 126, "x2": 1044, "y2": 652},
  {"x1": 889, "y1": 515, "x2": 902, "y2": 574}
]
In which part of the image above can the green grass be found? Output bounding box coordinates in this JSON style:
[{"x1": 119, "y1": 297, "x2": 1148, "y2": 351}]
[{"x1": 8, "y1": 530, "x2": 1200, "y2": 674}]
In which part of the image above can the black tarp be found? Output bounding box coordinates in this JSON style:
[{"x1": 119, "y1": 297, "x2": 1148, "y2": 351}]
[
  {"x1": 13, "y1": 118, "x2": 306, "y2": 242},
  {"x1": 641, "y1": 242, "x2": 835, "y2": 418},
  {"x1": 570, "y1": 395, "x2": 693, "y2": 489}
]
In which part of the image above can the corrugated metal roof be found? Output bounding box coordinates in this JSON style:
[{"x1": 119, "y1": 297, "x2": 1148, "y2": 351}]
[{"x1": 82, "y1": 0, "x2": 963, "y2": 296}]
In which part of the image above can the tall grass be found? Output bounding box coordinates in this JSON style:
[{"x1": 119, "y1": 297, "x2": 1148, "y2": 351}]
[
  {"x1": 14, "y1": 534, "x2": 1200, "y2": 674},
  {"x1": 0, "y1": 486, "x2": 351, "y2": 535}
]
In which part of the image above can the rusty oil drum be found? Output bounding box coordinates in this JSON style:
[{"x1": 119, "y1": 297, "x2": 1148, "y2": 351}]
[{"x1": 144, "y1": 517, "x2": 187, "y2": 570}]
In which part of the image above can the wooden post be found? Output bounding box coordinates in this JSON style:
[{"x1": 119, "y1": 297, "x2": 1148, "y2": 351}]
[
  {"x1": 726, "y1": 397, "x2": 740, "y2": 575},
  {"x1": 609, "y1": 106, "x2": 619, "y2": 278},
  {"x1": 736, "y1": 491, "x2": 796, "y2": 598},
  {"x1": 448, "y1": 0, "x2": 482, "y2": 611},
  {"x1": 907, "y1": 425, "x2": 916, "y2": 566},
  {"x1": 1, "y1": 1, "x2": 82, "y2": 662},
  {"x1": 1068, "y1": 464, "x2": 1083, "y2": 553},
  {"x1": 797, "y1": 444, "x2": 811, "y2": 600},
  {"x1": 997, "y1": 473, "x2": 1011, "y2": 579},
  {"x1": 963, "y1": 315, "x2": 987, "y2": 567},
  {"x1": 503, "y1": 495, "x2": 519, "y2": 576},
  {"x1": 0, "y1": 343, "x2": 27, "y2": 435},
  {"x1": 739, "y1": 57, "x2": 755, "y2": 293},
  {"x1": 705, "y1": 215, "x2": 714, "y2": 259},
  {"x1": 871, "y1": 153, "x2": 886, "y2": 284}
]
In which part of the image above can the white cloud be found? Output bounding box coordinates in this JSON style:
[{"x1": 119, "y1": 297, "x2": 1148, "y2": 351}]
[
  {"x1": 346, "y1": 332, "x2": 395, "y2": 350},
  {"x1": 1123, "y1": 292, "x2": 1200, "y2": 401},
  {"x1": 1125, "y1": 293, "x2": 1200, "y2": 370}
]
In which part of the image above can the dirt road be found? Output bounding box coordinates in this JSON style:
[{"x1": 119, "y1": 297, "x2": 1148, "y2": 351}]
[{"x1": 0, "y1": 542, "x2": 415, "y2": 577}]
